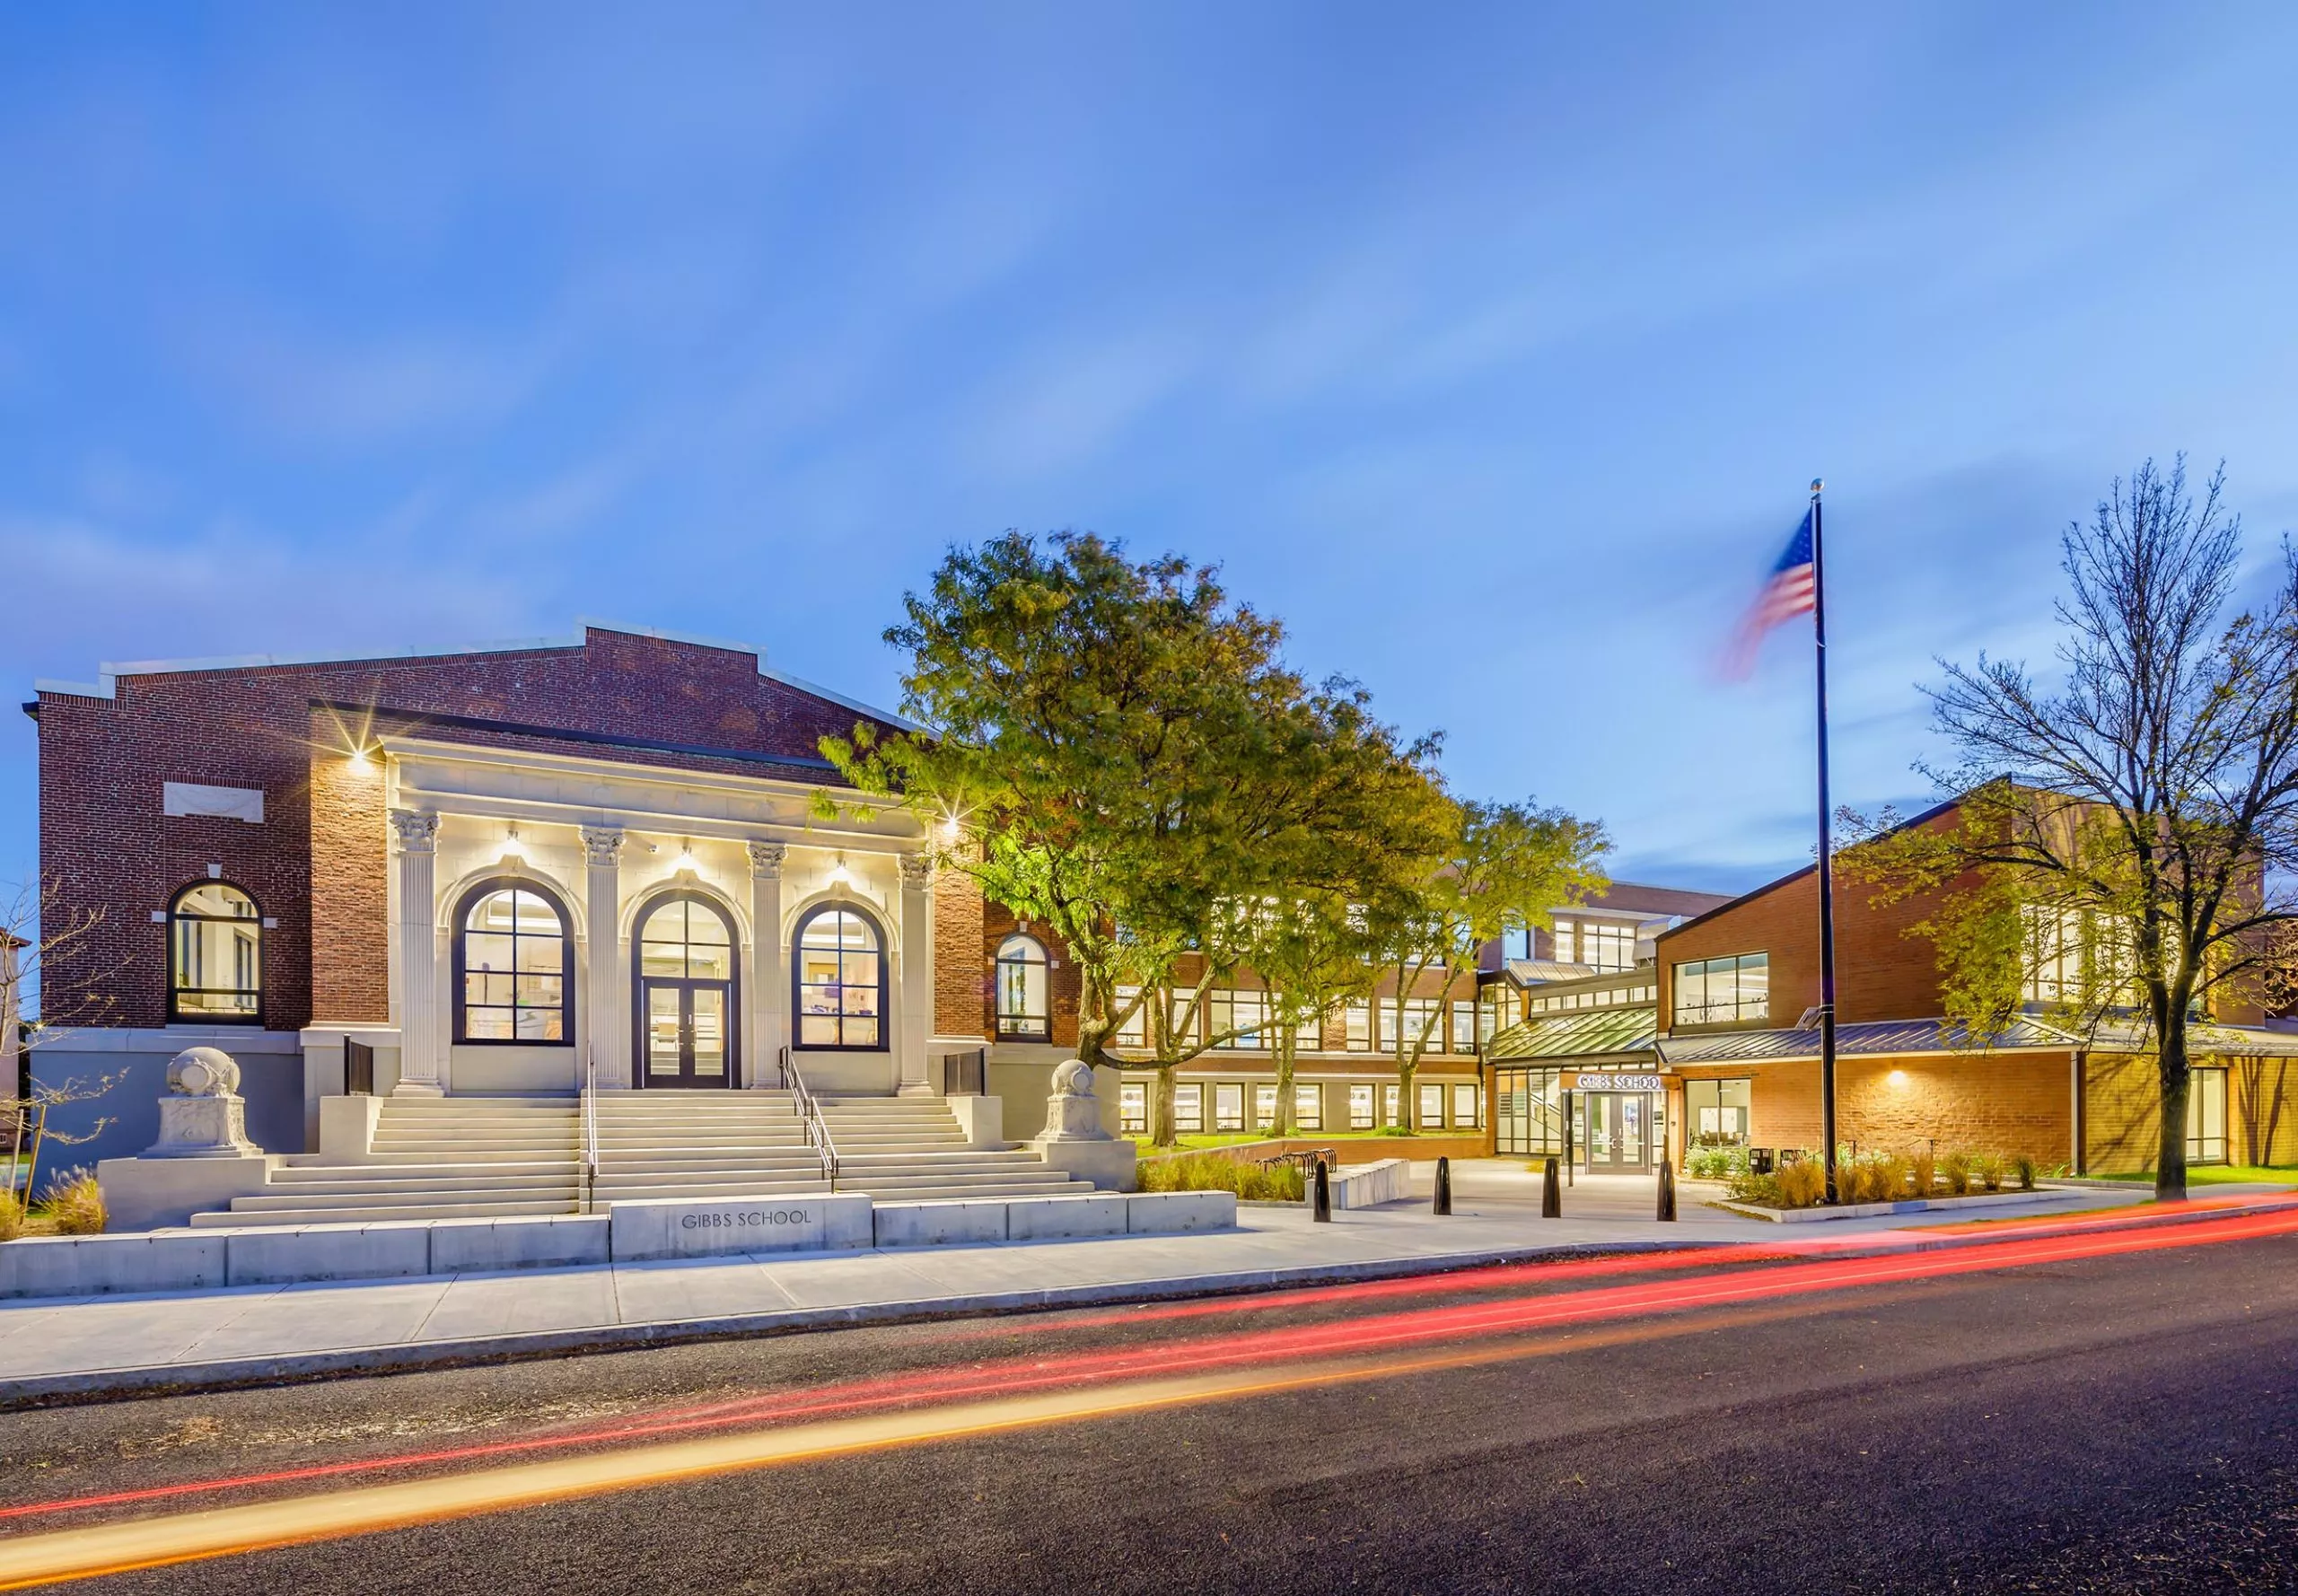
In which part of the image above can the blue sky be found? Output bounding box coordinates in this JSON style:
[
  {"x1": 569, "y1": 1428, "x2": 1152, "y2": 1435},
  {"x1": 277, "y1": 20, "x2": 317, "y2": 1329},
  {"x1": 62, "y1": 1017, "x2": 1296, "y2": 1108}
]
[{"x1": 4, "y1": 3, "x2": 2297, "y2": 899}]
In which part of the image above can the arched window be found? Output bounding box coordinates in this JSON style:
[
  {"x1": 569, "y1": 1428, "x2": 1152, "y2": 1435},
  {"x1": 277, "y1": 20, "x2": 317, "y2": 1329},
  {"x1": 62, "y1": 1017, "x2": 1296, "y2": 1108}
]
[
  {"x1": 168, "y1": 881, "x2": 262, "y2": 1023},
  {"x1": 453, "y1": 878, "x2": 574, "y2": 1044},
  {"x1": 995, "y1": 934, "x2": 1049, "y2": 1039},
  {"x1": 794, "y1": 902, "x2": 886, "y2": 1050}
]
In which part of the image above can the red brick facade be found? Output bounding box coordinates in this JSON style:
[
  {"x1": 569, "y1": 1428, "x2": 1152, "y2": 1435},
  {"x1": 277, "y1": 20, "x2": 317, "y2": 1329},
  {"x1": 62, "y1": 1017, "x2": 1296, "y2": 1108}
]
[{"x1": 34, "y1": 627, "x2": 895, "y2": 1032}]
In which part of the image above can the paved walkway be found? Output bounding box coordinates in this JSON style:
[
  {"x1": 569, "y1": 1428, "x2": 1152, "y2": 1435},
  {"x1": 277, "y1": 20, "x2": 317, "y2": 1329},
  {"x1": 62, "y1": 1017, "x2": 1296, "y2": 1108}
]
[{"x1": 0, "y1": 1162, "x2": 2153, "y2": 1404}]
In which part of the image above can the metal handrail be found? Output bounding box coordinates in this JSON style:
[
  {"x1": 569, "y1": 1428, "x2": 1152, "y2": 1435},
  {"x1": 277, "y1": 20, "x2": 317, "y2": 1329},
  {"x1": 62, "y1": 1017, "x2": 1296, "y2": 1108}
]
[
  {"x1": 783, "y1": 1045, "x2": 839, "y2": 1190},
  {"x1": 580, "y1": 1047, "x2": 599, "y2": 1215}
]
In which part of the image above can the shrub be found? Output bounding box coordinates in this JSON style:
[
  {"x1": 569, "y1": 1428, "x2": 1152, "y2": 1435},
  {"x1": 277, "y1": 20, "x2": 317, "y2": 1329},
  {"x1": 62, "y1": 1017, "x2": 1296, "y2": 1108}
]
[
  {"x1": 1870, "y1": 1153, "x2": 1911, "y2": 1203},
  {"x1": 2009, "y1": 1152, "x2": 2039, "y2": 1192},
  {"x1": 1940, "y1": 1152, "x2": 1972, "y2": 1197},
  {"x1": 0, "y1": 1185, "x2": 22, "y2": 1242},
  {"x1": 1970, "y1": 1153, "x2": 2004, "y2": 1193},
  {"x1": 39, "y1": 1166, "x2": 106, "y2": 1235},
  {"x1": 1910, "y1": 1150, "x2": 1937, "y2": 1197},
  {"x1": 1136, "y1": 1153, "x2": 1304, "y2": 1202},
  {"x1": 1837, "y1": 1160, "x2": 1873, "y2": 1205},
  {"x1": 1774, "y1": 1157, "x2": 1828, "y2": 1209}
]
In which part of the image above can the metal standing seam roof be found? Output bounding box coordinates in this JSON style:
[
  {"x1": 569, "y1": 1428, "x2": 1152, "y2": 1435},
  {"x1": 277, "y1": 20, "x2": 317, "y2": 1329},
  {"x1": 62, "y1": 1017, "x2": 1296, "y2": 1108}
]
[
  {"x1": 1655, "y1": 1016, "x2": 2080, "y2": 1066},
  {"x1": 1484, "y1": 1006, "x2": 1659, "y2": 1062},
  {"x1": 2075, "y1": 1019, "x2": 2298, "y2": 1059}
]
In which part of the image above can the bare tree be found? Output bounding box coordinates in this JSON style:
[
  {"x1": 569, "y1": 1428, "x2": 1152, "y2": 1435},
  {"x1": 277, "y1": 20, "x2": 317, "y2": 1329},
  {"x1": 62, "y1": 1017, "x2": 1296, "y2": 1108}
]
[
  {"x1": 1851, "y1": 460, "x2": 2298, "y2": 1200},
  {"x1": 3, "y1": 877, "x2": 126, "y2": 1198}
]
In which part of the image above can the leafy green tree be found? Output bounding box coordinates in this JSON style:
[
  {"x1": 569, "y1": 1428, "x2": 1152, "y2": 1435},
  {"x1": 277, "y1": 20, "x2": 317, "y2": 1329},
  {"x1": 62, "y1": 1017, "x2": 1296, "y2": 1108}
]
[
  {"x1": 1366, "y1": 798, "x2": 1610, "y2": 1128},
  {"x1": 1236, "y1": 890, "x2": 1378, "y2": 1138},
  {"x1": 825, "y1": 531, "x2": 1270, "y2": 1071},
  {"x1": 828, "y1": 531, "x2": 1444, "y2": 1151},
  {"x1": 1843, "y1": 460, "x2": 2298, "y2": 1200},
  {"x1": 1112, "y1": 675, "x2": 1448, "y2": 1144}
]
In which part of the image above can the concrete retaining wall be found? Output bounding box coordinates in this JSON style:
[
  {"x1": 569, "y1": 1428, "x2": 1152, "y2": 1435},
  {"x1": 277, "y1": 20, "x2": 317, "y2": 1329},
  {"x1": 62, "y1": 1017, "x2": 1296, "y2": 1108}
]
[
  {"x1": 1, "y1": 1189, "x2": 1241, "y2": 1299},
  {"x1": 1328, "y1": 1157, "x2": 1410, "y2": 1210}
]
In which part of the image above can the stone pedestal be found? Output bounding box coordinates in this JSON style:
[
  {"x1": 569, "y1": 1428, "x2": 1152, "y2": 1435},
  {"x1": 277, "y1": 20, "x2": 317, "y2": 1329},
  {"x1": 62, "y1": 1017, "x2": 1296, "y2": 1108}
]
[
  {"x1": 1028, "y1": 1059, "x2": 1138, "y2": 1191},
  {"x1": 145, "y1": 1093, "x2": 259, "y2": 1159},
  {"x1": 142, "y1": 1046, "x2": 261, "y2": 1158}
]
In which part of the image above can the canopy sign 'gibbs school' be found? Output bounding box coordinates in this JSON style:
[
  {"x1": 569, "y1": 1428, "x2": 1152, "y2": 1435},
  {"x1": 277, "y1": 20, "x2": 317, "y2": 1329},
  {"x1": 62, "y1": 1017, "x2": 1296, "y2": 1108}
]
[{"x1": 1723, "y1": 482, "x2": 1844, "y2": 1203}]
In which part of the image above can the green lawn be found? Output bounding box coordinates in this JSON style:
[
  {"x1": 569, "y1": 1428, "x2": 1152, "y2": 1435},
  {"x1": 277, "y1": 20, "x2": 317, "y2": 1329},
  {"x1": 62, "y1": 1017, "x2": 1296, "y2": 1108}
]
[
  {"x1": 1146, "y1": 1129, "x2": 1429, "y2": 1152},
  {"x1": 2097, "y1": 1164, "x2": 2298, "y2": 1186}
]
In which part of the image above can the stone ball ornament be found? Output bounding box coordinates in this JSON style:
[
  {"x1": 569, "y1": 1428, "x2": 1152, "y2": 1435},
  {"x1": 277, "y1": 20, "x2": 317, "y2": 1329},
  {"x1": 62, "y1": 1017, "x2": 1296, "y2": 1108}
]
[
  {"x1": 1051, "y1": 1059, "x2": 1097, "y2": 1097},
  {"x1": 166, "y1": 1046, "x2": 242, "y2": 1098}
]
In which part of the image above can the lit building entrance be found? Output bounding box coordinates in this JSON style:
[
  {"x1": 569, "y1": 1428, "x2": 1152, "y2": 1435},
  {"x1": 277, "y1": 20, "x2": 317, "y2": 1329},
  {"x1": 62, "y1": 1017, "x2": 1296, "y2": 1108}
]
[
  {"x1": 1584, "y1": 1091, "x2": 1652, "y2": 1171},
  {"x1": 636, "y1": 892, "x2": 740, "y2": 1088}
]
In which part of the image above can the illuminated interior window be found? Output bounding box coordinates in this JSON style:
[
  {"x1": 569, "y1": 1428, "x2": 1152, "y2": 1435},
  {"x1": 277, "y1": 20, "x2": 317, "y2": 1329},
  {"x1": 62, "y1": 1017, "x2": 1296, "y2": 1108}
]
[
  {"x1": 995, "y1": 934, "x2": 1050, "y2": 1039},
  {"x1": 168, "y1": 881, "x2": 262, "y2": 1022},
  {"x1": 456, "y1": 881, "x2": 572, "y2": 1043},
  {"x1": 794, "y1": 904, "x2": 885, "y2": 1049}
]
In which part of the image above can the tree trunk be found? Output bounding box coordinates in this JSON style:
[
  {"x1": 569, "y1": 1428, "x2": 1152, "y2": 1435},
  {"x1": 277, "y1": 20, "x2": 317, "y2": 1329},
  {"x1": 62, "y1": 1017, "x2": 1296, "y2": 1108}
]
[
  {"x1": 1273, "y1": 1021, "x2": 1297, "y2": 1138},
  {"x1": 2154, "y1": 989, "x2": 2190, "y2": 1202},
  {"x1": 2236, "y1": 1057, "x2": 2286, "y2": 1169},
  {"x1": 1398, "y1": 1059, "x2": 1417, "y2": 1133},
  {"x1": 1153, "y1": 1063, "x2": 1178, "y2": 1149}
]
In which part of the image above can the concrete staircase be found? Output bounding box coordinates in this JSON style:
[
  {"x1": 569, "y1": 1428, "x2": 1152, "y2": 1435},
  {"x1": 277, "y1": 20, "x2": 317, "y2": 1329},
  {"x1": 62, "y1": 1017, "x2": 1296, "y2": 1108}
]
[
  {"x1": 189, "y1": 1097, "x2": 581, "y2": 1227},
  {"x1": 590, "y1": 1090, "x2": 828, "y2": 1203},
  {"x1": 185, "y1": 1092, "x2": 1095, "y2": 1226},
  {"x1": 819, "y1": 1098, "x2": 1096, "y2": 1200}
]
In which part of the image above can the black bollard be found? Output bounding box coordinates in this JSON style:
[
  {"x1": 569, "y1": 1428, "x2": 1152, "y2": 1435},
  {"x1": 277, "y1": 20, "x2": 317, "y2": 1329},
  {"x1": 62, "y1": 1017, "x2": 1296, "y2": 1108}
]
[
  {"x1": 1312, "y1": 1158, "x2": 1332, "y2": 1223},
  {"x1": 1657, "y1": 1160, "x2": 1677, "y2": 1223},
  {"x1": 1541, "y1": 1154, "x2": 1562, "y2": 1218},
  {"x1": 1434, "y1": 1155, "x2": 1452, "y2": 1215}
]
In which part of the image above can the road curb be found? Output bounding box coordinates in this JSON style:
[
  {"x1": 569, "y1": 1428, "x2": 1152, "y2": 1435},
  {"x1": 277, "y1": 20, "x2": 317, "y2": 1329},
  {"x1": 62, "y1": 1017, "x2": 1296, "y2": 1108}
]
[
  {"x1": 0, "y1": 1239, "x2": 1732, "y2": 1410},
  {"x1": 2, "y1": 1196, "x2": 2267, "y2": 1410}
]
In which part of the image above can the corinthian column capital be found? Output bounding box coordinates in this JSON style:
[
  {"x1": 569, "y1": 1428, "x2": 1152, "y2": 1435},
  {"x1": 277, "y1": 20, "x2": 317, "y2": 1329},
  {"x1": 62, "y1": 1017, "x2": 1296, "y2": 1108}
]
[
  {"x1": 581, "y1": 825, "x2": 627, "y2": 868},
  {"x1": 748, "y1": 839, "x2": 788, "y2": 881},
  {"x1": 389, "y1": 809, "x2": 440, "y2": 855}
]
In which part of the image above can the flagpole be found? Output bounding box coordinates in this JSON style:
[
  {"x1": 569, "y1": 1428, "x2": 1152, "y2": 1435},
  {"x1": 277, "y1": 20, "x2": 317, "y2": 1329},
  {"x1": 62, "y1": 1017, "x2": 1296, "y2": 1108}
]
[{"x1": 1810, "y1": 478, "x2": 1840, "y2": 1205}]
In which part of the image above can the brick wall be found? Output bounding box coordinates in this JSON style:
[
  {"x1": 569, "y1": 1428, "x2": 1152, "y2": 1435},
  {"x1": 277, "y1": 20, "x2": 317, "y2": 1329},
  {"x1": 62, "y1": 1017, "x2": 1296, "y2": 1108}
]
[
  {"x1": 1673, "y1": 1050, "x2": 2076, "y2": 1163},
  {"x1": 933, "y1": 866, "x2": 988, "y2": 1039},
  {"x1": 37, "y1": 627, "x2": 895, "y2": 1034},
  {"x1": 307, "y1": 718, "x2": 389, "y2": 1023},
  {"x1": 1657, "y1": 860, "x2": 1975, "y2": 1032}
]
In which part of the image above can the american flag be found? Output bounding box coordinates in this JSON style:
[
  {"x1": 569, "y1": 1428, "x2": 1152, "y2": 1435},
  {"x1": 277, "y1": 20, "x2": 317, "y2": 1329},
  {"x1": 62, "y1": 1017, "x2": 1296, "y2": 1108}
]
[{"x1": 1723, "y1": 509, "x2": 1816, "y2": 678}]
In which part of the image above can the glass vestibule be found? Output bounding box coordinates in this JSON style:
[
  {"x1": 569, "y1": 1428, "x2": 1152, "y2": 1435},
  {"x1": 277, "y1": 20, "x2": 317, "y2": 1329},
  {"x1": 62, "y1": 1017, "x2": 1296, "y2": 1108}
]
[
  {"x1": 1493, "y1": 1066, "x2": 1566, "y2": 1157},
  {"x1": 636, "y1": 892, "x2": 738, "y2": 1087}
]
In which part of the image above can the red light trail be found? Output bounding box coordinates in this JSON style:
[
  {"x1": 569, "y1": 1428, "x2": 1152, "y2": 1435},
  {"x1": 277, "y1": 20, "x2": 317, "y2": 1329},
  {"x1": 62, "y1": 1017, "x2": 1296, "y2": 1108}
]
[{"x1": 7, "y1": 1195, "x2": 2294, "y2": 1536}]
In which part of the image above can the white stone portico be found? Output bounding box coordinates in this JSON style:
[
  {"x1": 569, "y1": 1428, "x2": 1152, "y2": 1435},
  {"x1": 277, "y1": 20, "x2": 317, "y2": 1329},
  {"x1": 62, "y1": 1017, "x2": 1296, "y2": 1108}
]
[{"x1": 378, "y1": 736, "x2": 935, "y2": 1099}]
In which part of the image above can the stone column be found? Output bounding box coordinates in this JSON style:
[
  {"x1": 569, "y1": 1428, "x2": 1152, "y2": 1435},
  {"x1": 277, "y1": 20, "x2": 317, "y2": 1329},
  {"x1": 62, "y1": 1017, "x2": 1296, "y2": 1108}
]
[
  {"x1": 581, "y1": 826, "x2": 627, "y2": 1089},
  {"x1": 390, "y1": 809, "x2": 443, "y2": 1096},
  {"x1": 897, "y1": 852, "x2": 936, "y2": 1096},
  {"x1": 748, "y1": 840, "x2": 787, "y2": 1088}
]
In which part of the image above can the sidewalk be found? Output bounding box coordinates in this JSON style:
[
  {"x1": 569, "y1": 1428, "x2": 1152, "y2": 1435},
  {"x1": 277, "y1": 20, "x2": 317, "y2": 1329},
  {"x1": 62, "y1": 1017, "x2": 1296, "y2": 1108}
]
[{"x1": 0, "y1": 1162, "x2": 2150, "y2": 1407}]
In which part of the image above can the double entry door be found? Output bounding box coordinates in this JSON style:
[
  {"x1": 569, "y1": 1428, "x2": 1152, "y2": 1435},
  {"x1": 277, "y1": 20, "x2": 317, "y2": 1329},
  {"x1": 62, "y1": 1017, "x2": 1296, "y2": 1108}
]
[
  {"x1": 637, "y1": 890, "x2": 739, "y2": 1089},
  {"x1": 645, "y1": 980, "x2": 730, "y2": 1087},
  {"x1": 1584, "y1": 1092, "x2": 1652, "y2": 1172}
]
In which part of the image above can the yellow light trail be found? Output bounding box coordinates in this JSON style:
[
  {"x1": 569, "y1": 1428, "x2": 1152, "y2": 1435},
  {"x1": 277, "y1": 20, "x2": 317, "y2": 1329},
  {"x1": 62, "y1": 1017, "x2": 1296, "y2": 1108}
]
[{"x1": 0, "y1": 1302, "x2": 1810, "y2": 1591}]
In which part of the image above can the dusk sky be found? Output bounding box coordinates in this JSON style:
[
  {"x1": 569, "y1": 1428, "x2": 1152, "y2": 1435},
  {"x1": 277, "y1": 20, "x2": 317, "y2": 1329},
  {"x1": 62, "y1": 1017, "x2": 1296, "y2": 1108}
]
[{"x1": 5, "y1": 3, "x2": 2296, "y2": 899}]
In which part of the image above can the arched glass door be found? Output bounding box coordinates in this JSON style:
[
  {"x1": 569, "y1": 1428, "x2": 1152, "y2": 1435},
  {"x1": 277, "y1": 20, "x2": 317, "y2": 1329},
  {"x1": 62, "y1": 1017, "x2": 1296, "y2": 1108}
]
[{"x1": 635, "y1": 893, "x2": 740, "y2": 1087}]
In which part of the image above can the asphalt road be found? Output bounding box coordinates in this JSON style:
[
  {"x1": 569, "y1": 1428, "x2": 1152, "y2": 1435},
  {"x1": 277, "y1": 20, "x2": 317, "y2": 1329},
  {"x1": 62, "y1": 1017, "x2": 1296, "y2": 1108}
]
[{"x1": 5, "y1": 1218, "x2": 2297, "y2": 1595}]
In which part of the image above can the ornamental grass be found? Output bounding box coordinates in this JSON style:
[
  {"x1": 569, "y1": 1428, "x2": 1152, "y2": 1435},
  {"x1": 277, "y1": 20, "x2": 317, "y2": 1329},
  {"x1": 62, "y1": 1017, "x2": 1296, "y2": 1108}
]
[
  {"x1": 37, "y1": 1166, "x2": 106, "y2": 1235},
  {"x1": 1773, "y1": 1158, "x2": 1828, "y2": 1209},
  {"x1": 1940, "y1": 1152, "x2": 1973, "y2": 1197},
  {"x1": 0, "y1": 1186, "x2": 22, "y2": 1242},
  {"x1": 1136, "y1": 1153, "x2": 1305, "y2": 1202}
]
